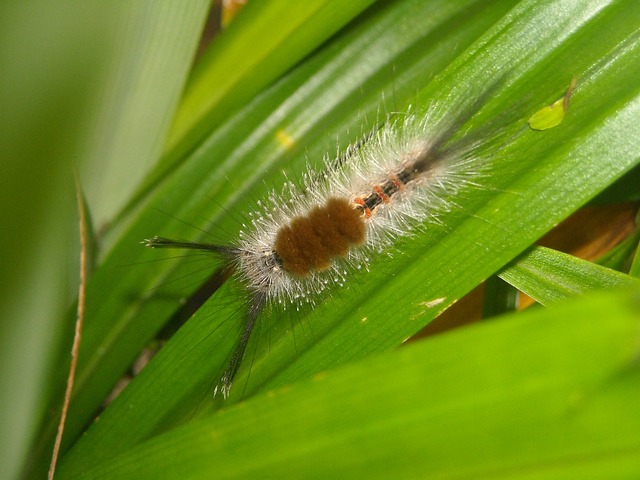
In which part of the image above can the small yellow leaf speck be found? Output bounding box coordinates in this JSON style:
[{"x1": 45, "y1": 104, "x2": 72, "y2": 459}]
[{"x1": 276, "y1": 129, "x2": 296, "y2": 150}]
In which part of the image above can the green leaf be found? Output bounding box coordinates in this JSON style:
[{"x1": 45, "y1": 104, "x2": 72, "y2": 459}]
[
  {"x1": 59, "y1": 289, "x2": 640, "y2": 479},
  {"x1": 499, "y1": 246, "x2": 640, "y2": 305}
]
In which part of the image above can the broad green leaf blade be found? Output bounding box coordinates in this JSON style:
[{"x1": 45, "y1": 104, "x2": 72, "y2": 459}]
[
  {"x1": 499, "y1": 246, "x2": 640, "y2": 305},
  {"x1": 80, "y1": 1, "x2": 210, "y2": 230},
  {"x1": 58, "y1": 0, "x2": 640, "y2": 472},
  {"x1": 45, "y1": 0, "x2": 520, "y2": 469},
  {"x1": 59, "y1": 289, "x2": 640, "y2": 479}
]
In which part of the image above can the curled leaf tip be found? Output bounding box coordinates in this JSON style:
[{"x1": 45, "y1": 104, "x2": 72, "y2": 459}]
[{"x1": 529, "y1": 77, "x2": 577, "y2": 131}]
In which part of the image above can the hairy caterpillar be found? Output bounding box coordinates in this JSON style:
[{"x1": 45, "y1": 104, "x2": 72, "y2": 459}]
[{"x1": 145, "y1": 91, "x2": 496, "y2": 398}]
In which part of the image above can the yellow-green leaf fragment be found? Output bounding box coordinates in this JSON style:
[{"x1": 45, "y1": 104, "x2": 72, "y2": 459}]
[{"x1": 529, "y1": 77, "x2": 576, "y2": 130}]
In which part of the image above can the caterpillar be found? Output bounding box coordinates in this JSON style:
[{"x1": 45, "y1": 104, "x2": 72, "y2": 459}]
[{"x1": 145, "y1": 91, "x2": 497, "y2": 398}]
